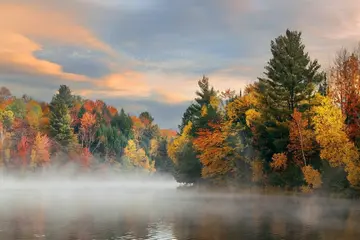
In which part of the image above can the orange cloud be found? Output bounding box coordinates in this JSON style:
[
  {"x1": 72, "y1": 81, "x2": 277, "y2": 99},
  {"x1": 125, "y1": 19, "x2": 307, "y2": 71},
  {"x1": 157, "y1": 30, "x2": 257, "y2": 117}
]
[
  {"x1": 153, "y1": 89, "x2": 193, "y2": 104},
  {"x1": 75, "y1": 71, "x2": 195, "y2": 104},
  {"x1": 0, "y1": 2, "x2": 115, "y2": 81},
  {"x1": 0, "y1": 3, "x2": 113, "y2": 54},
  {"x1": 0, "y1": 32, "x2": 88, "y2": 81},
  {"x1": 96, "y1": 72, "x2": 151, "y2": 97}
]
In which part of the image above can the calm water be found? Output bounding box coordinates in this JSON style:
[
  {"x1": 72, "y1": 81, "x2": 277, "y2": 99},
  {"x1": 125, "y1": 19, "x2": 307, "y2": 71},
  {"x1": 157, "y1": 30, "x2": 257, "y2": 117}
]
[{"x1": 0, "y1": 179, "x2": 360, "y2": 240}]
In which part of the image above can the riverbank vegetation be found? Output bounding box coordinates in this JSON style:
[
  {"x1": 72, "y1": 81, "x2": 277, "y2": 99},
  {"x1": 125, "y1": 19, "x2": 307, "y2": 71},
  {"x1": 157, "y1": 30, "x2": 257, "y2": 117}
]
[
  {"x1": 1, "y1": 29, "x2": 360, "y2": 198},
  {"x1": 0, "y1": 85, "x2": 176, "y2": 176},
  {"x1": 169, "y1": 29, "x2": 360, "y2": 198}
]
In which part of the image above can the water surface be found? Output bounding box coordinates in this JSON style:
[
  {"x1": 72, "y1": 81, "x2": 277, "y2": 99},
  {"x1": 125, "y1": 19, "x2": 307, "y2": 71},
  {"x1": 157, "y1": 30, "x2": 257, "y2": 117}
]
[{"x1": 0, "y1": 179, "x2": 359, "y2": 240}]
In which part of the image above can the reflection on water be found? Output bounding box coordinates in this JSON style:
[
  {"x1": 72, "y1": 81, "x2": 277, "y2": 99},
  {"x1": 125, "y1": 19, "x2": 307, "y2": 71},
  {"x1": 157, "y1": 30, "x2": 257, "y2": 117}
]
[{"x1": 0, "y1": 179, "x2": 360, "y2": 240}]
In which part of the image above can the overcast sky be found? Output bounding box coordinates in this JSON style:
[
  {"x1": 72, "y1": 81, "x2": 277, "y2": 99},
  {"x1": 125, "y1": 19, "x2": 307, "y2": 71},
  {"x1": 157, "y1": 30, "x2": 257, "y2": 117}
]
[{"x1": 1, "y1": 0, "x2": 360, "y2": 129}]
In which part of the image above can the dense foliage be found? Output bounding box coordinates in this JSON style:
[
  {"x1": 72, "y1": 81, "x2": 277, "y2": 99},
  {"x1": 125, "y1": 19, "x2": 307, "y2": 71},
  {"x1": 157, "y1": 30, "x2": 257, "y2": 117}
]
[
  {"x1": 2, "y1": 29, "x2": 360, "y2": 197},
  {"x1": 0, "y1": 86, "x2": 176, "y2": 176},
  {"x1": 168, "y1": 29, "x2": 360, "y2": 197}
]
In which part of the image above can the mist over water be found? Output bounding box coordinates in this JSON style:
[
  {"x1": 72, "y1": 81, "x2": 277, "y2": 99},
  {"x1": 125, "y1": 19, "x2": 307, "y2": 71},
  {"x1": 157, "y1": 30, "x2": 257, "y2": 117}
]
[{"x1": 0, "y1": 174, "x2": 360, "y2": 240}]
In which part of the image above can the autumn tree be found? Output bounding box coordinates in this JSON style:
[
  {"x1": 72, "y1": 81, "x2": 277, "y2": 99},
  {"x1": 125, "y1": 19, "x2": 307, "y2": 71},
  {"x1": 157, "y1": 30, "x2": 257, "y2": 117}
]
[
  {"x1": 30, "y1": 133, "x2": 50, "y2": 168},
  {"x1": 301, "y1": 165, "x2": 322, "y2": 191},
  {"x1": 17, "y1": 136, "x2": 30, "y2": 167},
  {"x1": 0, "y1": 109, "x2": 14, "y2": 130},
  {"x1": 193, "y1": 122, "x2": 237, "y2": 181},
  {"x1": 270, "y1": 153, "x2": 288, "y2": 171},
  {"x1": 79, "y1": 112, "x2": 97, "y2": 148},
  {"x1": 123, "y1": 139, "x2": 154, "y2": 172},
  {"x1": 168, "y1": 122, "x2": 201, "y2": 184},
  {"x1": 329, "y1": 49, "x2": 360, "y2": 142},
  {"x1": 6, "y1": 99, "x2": 26, "y2": 119},
  {"x1": 288, "y1": 109, "x2": 316, "y2": 166},
  {"x1": 26, "y1": 100, "x2": 43, "y2": 130},
  {"x1": 312, "y1": 94, "x2": 360, "y2": 187}
]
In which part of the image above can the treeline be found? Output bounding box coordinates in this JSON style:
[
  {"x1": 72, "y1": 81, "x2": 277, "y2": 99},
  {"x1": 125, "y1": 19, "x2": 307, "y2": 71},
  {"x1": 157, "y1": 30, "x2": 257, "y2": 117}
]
[
  {"x1": 0, "y1": 85, "x2": 176, "y2": 175},
  {"x1": 168, "y1": 29, "x2": 360, "y2": 197},
  {"x1": 2, "y1": 29, "x2": 360, "y2": 197}
]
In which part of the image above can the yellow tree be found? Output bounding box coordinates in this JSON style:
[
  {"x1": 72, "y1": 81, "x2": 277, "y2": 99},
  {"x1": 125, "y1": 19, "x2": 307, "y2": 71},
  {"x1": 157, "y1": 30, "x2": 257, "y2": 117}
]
[
  {"x1": 124, "y1": 139, "x2": 154, "y2": 172},
  {"x1": 149, "y1": 138, "x2": 159, "y2": 158},
  {"x1": 167, "y1": 121, "x2": 193, "y2": 164},
  {"x1": 312, "y1": 94, "x2": 360, "y2": 187},
  {"x1": 0, "y1": 110, "x2": 14, "y2": 165},
  {"x1": 30, "y1": 133, "x2": 50, "y2": 168},
  {"x1": 26, "y1": 100, "x2": 43, "y2": 130},
  {"x1": 301, "y1": 165, "x2": 322, "y2": 191},
  {"x1": 226, "y1": 84, "x2": 260, "y2": 124}
]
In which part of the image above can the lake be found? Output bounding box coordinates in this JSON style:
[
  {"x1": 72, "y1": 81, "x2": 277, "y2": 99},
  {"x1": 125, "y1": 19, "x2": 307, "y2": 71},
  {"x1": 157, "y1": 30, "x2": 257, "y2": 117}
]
[{"x1": 0, "y1": 178, "x2": 359, "y2": 240}]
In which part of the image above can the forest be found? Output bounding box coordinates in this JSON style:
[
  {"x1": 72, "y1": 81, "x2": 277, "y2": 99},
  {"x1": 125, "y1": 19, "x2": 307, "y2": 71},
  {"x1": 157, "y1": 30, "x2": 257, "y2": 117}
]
[{"x1": 1, "y1": 29, "x2": 360, "y2": 197}]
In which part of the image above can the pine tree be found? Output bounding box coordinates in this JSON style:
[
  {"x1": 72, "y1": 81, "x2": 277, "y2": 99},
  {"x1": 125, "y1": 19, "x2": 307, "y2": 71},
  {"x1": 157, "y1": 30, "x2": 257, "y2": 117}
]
[
  {"x1": 55, "y1": 85, "x2": 74, "y2": 109},
  {"x1": 111, "y1": 108, "x2": 133, "y2": 139},
  {"x1": 178, "y1": 75, "x2": 218, "y2": 136},
  {"x1": 50, "y1": 86, "x2": 74, "y2": 147},
  {"x1": 258, "y1": 29, "x2": 324, "y2": 121}
]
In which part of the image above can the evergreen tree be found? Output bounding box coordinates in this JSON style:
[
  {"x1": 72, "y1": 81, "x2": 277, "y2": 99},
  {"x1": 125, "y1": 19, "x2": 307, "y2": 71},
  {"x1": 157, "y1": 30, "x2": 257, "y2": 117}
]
[
  {"x1": 49, "y1": 98, "x2": 74, "y2": 147},
  {"x1": 258, "y1": 29, "x2": 324, "y2": 121},
  {"x1": 55, "y1": 85, "x2": 74, "y2": 109},
  {"x1": 96, "y1": 124, "x2": 127, "y2": 158},
  {"x1": 154, "y1": 138, "x2": 174, "y2": 174},
  {"x1": 173, "y1": 142, "x2": 201, "y2": 184},
  {"x1": 49, "y1": 86, "x2": 75, "y2": 147},
  {"x1": 254, "y1": 30, "x2": 324, "y2": 163},
  {"x1": 178, "y1": 75, "x2": 217, "y2": 135},
  {"x1": 111, "y1": 108, "x2": 133, "y2": 139}
]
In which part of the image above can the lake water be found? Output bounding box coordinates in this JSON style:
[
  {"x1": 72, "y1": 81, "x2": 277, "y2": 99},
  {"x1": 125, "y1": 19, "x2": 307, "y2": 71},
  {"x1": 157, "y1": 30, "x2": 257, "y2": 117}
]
[{"x1": 0, "y1": 179, "x2": 360, "y2": 240}]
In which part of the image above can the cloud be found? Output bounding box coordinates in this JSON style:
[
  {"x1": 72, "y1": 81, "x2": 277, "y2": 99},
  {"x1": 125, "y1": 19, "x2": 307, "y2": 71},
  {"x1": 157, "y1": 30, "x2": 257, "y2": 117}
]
[
  {"x1": 3, "y1": 0, "x2": 360, "y2": 129},
  {"x1": 0, "y1": 1, "x2": 116, "y2": 82},
  {"x1": 0, "y1": 33, "x2": 88, "y2": 81},
  {"x1": 0, "y1": 3, "x2": 113, "y2": 54}
]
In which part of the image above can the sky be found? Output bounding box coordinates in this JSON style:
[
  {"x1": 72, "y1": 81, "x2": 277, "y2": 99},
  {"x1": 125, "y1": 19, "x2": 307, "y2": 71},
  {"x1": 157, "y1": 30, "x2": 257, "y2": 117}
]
[{"x1": 1, "y1": 0, "x2": 360, "y2": 129}]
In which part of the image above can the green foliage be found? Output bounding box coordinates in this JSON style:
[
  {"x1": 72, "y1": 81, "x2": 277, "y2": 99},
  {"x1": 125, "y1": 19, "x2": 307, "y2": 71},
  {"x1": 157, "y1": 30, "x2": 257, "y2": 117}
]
[
  {"x1": 111, "y1": 109, "x2": 133, "y2": 139},
  {"x1": 172, "y1": 142, "x2": 202, "y2": 184},
  {"x1": 96, "y1": 124, "x2": 127, "y2": 158},
  {"x1": 154, "y1": 138, "x2": 175, "y2": 174},
  {"x1": 257, "y1": 29, "x2": 324, "y2": 121},
  {"x1": 3, "y1": 28, "x2": 360, "y2": 198},
  {"x1": 49, "y1": 86, "x2": 75, "y2": 148},
  {"x1": 0, "y1": 109, "x2": 14, "y2": 129},
  {"x1": 49, "y1": 99, "x2": 74, "y2": 147},
  {"x1": 6, "y1": 99, "x2": 26, "y2": 119},
  {"x1": 178, "y1": 75, "x2": 217, "y2": 136},
  {"x1": 139, "y1": 111, "x2": 154, "y2": 124},
  {"x1": 56, "y1": 85, "x2": 75, "y2": 109}
]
